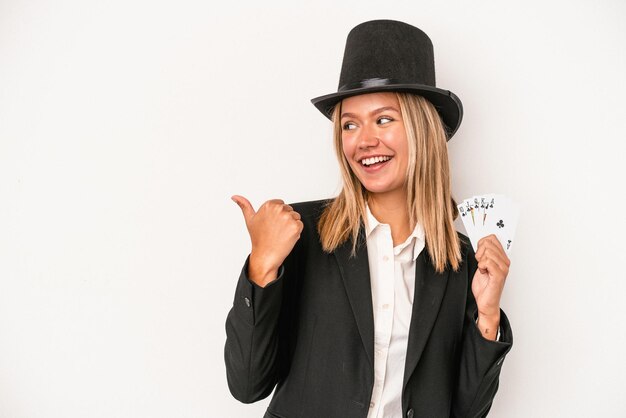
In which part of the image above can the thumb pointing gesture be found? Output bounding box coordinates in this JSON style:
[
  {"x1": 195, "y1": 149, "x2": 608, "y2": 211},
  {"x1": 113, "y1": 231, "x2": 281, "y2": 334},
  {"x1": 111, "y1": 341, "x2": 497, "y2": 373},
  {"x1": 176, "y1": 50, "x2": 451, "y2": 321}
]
[
  {"x1": 230, "y1": 195, "x2": 303, "y2": 287},
  {"x1": 231, "y1": 195, "x2": 256, "y2": 225}
]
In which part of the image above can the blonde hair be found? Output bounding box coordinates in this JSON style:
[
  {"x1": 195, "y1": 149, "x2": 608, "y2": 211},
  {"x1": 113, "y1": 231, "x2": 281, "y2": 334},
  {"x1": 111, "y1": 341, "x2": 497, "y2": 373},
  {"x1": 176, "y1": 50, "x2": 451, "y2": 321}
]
[{"x1": 317, "y1": 92, "x2": 462, "y2": 274}]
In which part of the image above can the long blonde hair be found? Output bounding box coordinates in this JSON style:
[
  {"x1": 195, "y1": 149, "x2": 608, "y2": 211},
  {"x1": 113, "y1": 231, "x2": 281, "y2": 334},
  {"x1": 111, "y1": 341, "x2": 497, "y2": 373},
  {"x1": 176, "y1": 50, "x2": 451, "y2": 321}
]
[{"x1": 317, "y1": 92, "x2": 463, "y2": 273}]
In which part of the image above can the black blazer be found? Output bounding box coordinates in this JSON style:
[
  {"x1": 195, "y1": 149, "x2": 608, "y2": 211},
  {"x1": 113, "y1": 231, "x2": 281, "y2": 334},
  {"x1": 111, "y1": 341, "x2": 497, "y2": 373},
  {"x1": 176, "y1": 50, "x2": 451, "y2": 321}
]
[{"x1": 225, "y1": 199, "x2": 513, "y2": 418}]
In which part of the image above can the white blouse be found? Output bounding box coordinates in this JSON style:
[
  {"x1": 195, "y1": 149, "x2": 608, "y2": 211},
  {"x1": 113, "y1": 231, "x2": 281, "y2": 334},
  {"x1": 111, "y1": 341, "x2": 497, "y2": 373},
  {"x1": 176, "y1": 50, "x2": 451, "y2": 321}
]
[{"x1": 364, "y1": 205, "x2": 425, "y2": 418}]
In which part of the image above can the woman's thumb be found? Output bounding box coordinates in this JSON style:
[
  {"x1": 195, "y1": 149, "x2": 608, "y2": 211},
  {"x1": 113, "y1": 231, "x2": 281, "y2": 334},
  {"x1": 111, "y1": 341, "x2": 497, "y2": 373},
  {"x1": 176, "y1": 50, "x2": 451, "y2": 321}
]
[{"x1": 231, "y1": 195, "x2": 255, "y2": 222}]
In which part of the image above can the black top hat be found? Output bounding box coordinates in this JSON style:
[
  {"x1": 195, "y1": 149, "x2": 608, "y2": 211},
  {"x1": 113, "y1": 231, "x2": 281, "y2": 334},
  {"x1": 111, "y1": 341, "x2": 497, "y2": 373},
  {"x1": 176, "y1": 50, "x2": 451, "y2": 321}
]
[{"x1": 311, "y1": 19, "x2": 463, "y2": 140}]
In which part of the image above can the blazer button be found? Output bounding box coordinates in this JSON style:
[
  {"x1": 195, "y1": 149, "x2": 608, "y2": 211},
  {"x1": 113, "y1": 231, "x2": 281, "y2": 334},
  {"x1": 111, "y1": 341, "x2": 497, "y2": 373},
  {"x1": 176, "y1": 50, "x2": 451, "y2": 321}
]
[{"x1": 407, "y1": 408, "x2": 414, "y2": 418}]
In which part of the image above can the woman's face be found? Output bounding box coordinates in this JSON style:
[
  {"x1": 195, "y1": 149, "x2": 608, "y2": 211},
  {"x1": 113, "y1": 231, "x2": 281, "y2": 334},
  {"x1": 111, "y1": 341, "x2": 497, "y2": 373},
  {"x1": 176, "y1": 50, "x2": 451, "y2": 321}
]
[{"x1": 341, "y1": 92, "x2": 409, "y2": 198}]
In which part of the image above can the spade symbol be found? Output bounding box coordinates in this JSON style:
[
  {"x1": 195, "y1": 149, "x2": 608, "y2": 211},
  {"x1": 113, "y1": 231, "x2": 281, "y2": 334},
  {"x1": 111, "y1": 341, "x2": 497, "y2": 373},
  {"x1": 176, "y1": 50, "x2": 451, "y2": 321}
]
[{"x1": 497, "y1": 220, "x2": 504, "y2": 228}]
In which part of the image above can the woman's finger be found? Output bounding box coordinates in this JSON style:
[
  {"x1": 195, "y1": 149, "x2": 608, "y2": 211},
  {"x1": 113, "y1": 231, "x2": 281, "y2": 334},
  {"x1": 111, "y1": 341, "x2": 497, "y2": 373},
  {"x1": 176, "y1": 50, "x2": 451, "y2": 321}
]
[
  {"x1": 478, "y1": 247, "x2": 509, "y2": 273},
  {"x1": 477, "y1": 255, "x2": 509, "y2": 285},
  {"x1": 476, "y1": 235, "x2": 510, "y2": 266}
]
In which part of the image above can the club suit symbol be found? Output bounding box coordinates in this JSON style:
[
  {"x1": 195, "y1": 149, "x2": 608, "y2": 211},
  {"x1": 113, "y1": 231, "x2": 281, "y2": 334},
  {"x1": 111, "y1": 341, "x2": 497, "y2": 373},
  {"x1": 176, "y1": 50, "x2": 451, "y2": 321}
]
[{"x1": 497, "y1": 220, "x2": 504, "y2": 228}]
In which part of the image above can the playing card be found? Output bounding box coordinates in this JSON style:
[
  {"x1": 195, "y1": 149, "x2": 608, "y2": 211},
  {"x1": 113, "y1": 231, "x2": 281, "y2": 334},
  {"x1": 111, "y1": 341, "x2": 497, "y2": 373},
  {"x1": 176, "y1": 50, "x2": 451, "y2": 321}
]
[
  {"x1": 457, "y1": 198, "x2": 479, "y2": 247},
  {"x1": 485, "y1": 195, "x2": 519, "y2": 254},
  {"x1": 458, "y1": 193, "x2": 519, "y2": 255}
]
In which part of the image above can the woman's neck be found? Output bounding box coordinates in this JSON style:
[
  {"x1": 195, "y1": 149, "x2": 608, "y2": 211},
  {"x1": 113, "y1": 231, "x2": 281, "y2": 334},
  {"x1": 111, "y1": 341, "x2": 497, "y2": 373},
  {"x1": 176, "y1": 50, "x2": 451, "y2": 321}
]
[{"x1": 368, "y1": 190, "x2": 412, "y2": 246}]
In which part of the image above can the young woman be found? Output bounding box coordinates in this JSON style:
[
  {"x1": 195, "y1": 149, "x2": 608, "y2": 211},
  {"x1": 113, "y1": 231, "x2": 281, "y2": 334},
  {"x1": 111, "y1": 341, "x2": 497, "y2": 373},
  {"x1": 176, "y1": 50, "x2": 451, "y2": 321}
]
[{"x1": 225, "y1": 20, "x2": 513, "y2": 418}]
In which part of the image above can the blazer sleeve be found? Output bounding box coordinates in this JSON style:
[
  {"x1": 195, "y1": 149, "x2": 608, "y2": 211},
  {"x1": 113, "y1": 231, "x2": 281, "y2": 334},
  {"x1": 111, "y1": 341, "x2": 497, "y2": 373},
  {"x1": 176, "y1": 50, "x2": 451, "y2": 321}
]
[
  {"x1": 224, "y1": 255, "x2": 285, "y2": 403},
  {"x1": 451, "y1": 242, "x2": 514, "y2": 418}
]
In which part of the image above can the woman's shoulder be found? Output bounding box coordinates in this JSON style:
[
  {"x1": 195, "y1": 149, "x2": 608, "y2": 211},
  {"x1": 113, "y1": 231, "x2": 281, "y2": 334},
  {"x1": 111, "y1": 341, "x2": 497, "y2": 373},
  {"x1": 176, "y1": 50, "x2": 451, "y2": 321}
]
[{"x1": 288, "y1": 198, "x2": 334, "y2": 220}]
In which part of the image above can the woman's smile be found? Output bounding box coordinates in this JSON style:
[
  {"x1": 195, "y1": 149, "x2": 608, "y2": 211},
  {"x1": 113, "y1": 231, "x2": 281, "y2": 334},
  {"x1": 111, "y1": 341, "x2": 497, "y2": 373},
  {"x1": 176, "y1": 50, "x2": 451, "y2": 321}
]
[{"x1": 358, "y1": 154, "x2": 393, "y2": 173}]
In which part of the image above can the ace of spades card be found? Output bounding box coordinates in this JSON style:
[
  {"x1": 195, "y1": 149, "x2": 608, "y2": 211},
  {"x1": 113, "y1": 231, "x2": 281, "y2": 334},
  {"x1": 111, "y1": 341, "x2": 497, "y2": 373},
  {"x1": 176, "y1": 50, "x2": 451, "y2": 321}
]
[{"x1": 457, "y1": 193, "x2": 519, "y2": 255}]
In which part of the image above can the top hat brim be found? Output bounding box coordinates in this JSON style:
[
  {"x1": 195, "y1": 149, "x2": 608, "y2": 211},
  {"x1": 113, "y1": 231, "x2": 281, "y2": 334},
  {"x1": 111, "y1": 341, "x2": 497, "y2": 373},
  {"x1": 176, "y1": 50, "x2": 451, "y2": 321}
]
[{"x1": 311, "y1": 84, "x2": 463, "y2": 140}]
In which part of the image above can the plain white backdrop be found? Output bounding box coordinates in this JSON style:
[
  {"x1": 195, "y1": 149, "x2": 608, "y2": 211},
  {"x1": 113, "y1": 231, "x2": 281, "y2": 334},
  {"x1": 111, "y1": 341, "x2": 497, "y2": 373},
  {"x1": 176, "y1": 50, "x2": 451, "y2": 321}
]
[{"x1": 1, "y1": 0, "x2": 625, "y2": 417}]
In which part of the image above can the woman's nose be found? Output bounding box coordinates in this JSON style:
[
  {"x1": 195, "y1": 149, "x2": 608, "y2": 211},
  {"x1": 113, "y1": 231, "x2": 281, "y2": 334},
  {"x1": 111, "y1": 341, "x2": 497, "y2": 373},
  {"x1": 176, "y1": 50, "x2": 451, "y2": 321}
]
[{"x1": 357, "y1": 123, "x2": 380, "y2": 148}]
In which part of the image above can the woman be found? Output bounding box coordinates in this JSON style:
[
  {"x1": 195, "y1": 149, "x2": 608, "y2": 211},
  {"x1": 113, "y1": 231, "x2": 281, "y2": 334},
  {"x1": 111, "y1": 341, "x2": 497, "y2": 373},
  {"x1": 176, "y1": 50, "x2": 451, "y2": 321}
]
[{"x1": 225, "y1": 20, "x2": 513, "y2": 418}]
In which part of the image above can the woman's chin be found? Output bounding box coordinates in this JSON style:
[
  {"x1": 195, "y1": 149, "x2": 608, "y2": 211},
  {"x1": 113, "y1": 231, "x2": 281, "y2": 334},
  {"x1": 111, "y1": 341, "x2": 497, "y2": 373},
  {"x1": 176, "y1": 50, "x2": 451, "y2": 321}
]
[{"x1": 361, "y1": 184, "x2": 400, "y2": 196}]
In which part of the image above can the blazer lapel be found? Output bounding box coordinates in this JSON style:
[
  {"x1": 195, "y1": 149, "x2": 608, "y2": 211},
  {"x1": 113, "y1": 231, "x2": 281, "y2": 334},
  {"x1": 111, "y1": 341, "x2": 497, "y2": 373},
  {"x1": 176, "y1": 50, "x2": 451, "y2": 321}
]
[
  {"x1": 402, "y1": 250, "x2": 451, "y2": 389},
  {"x1": 333, "y1": 226, "x2": 375, "y2": 369}
]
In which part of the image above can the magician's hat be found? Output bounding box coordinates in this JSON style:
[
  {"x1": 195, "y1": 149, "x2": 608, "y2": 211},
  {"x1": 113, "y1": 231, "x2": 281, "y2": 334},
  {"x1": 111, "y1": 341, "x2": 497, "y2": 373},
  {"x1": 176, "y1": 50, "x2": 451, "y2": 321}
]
[{"x1": 311, "y1": 19, "x2": 463, "y2": 139}]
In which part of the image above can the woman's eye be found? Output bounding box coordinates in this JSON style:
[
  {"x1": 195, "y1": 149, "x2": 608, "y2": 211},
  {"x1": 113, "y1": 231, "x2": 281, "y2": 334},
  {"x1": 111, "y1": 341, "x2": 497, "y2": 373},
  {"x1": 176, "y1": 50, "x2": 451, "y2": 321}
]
[
  {"x1": 378, "y1": 117, "x2": 393, "y2": 125},
  {"x1": 343, "y1": 122, "x2": 357, "y2": 130}
]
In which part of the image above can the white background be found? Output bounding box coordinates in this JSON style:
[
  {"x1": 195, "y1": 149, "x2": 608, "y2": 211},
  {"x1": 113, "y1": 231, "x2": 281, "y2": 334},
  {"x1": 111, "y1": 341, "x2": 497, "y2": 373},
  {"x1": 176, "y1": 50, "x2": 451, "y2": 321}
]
[{"x1": 1, "y1": 1, "x2": 625, "y2": 417}]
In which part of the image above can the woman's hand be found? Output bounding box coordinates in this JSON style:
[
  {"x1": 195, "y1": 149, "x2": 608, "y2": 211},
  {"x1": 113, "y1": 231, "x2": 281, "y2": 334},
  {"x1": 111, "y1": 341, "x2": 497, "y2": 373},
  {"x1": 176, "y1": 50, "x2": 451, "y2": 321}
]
[
  {"x1": 471, "y1": 234, "x2": 510, "y2": 340},
  {"x1": 232, "y1": 195, "x2": 303, "y2": 287}
]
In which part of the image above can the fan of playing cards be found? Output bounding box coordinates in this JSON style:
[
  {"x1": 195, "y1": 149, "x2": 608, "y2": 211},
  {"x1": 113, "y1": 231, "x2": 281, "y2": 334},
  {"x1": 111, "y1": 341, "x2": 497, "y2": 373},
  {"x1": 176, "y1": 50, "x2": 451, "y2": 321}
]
[{"x1": 457, "y1": 194, "x2": 520, "y2": 255}]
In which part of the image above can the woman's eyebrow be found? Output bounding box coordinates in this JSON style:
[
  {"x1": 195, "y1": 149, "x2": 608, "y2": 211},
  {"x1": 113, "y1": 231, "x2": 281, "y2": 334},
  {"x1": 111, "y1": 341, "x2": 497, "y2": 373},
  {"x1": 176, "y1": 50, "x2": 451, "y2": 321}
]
[{"x1": 341, "y1": 106, "x2": 400, "y2": 119}]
